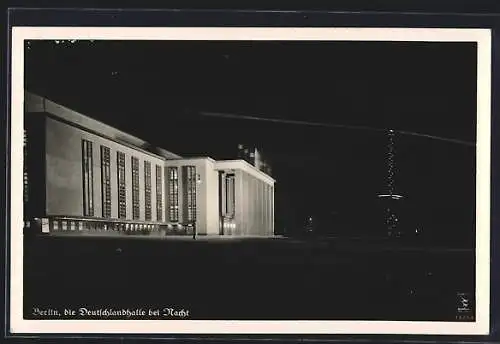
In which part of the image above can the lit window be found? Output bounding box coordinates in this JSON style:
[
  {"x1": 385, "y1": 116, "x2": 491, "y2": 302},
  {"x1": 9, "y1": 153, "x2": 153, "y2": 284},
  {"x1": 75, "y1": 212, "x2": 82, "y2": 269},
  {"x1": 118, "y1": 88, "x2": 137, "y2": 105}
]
[
  {"x1": 132, "y1": 157, "x2": 140, "y2": 220},
  {"x1": 100, "y1": 146, "x2": 111, "y2": 218},
  {"x1": 156, "y1": 165, "x2": 163, "y2": 222},
  {"x1": 144, "y1": 161, "x2": 152, "y2": 221},
  {"x1": 82, "y1": 139, "x2": 94, "y2": 216},
  {"x1": 225, "y1": 173, "x2": 235, "y2": 219},
  {"x1": 117, "y1": 151, "x2": 126, "y2": 218},
  {"x1": 183, "y1": 166, "x2": 197, "y2": 222},
  {"x1": 168, "y1": 167, "x2": 179, "y2": 222}
]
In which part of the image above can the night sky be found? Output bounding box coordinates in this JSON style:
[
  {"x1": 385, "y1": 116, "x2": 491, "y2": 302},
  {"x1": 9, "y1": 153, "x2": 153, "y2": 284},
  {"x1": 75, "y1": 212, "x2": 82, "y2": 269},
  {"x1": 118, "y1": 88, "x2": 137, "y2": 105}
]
[{"x1": 24, "y1": 40, "x2": 478, "y2": 243}]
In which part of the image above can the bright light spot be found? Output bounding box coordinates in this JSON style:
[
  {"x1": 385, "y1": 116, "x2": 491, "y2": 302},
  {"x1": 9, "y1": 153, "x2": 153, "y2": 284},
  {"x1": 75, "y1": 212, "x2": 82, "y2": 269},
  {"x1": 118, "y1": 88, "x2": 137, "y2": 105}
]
[{"x1": 377, "y1": 194, "x2": 403, "y2": 200}]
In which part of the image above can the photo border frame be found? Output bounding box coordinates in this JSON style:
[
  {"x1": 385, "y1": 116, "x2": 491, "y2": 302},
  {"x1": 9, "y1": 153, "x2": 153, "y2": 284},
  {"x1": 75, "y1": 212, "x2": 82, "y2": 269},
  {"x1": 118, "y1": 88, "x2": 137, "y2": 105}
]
[{"x1": 4, "y1": 7, "x2": 499, "y2": 341}]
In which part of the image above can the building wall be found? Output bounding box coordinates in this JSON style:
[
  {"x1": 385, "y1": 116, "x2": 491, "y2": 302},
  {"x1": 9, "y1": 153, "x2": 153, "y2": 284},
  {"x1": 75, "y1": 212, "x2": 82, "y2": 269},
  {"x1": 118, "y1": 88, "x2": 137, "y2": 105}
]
[
  {"x1": 164, "y1": 158, "x2": 218, "y2": 235},
  {"x1": 204, "y1": 159, "x2": 220, "y2": 235},
  {"x1": 234, "y1": 170, "x2": 244, "y2": 236},
  {"x1": 24, "y1": 114, "x2": 47, "y2": 220},
  {"x1": 216, "y1": 160, "x2": 275, "y2": 236},
  {"x1": 45, "y1": 116, "x2": 166, "y2": 222},
  {"x1": 234, "y1": 170, "x2": 274, "y2": 236}
]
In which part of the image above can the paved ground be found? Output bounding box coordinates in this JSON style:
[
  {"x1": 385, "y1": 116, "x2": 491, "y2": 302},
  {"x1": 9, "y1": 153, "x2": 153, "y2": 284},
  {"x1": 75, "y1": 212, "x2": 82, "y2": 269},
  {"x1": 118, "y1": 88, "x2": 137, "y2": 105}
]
[
  {"x1": 23, "y1": 235, "x2": 475, "y2": 321},
  {"x1": 44, "y1": 232, "x2": 283, "y2": 241}
]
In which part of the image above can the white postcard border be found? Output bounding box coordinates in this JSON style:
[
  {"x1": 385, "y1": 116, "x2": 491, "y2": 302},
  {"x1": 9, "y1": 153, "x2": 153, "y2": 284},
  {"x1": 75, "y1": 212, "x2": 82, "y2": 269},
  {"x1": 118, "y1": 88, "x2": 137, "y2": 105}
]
[{"x1": 9, "y1": 27, "x2": 492, "y2": 335}]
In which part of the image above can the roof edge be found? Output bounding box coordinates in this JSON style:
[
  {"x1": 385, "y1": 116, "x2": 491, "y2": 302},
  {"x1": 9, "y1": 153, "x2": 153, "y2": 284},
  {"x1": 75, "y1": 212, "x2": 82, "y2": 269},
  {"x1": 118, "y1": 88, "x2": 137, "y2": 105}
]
[
  {"x1": 24, "y1": 91, "x2": 182, "y2": 160},
  {"x1": 216, "y1": 159, "x2": 276, "y2": 184}
]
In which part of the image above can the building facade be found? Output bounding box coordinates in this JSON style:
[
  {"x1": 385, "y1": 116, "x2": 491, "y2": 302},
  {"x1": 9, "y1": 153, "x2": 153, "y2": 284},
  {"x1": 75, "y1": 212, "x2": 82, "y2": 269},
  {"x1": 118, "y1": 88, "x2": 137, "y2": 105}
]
[{"x1": 23, "y1": 92, "x2": 275, "y2": 237}]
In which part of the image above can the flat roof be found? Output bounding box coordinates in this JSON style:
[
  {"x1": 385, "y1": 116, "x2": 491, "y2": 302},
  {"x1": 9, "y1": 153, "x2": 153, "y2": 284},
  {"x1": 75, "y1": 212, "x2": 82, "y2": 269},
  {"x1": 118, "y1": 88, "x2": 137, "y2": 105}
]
[
  {"x1": 24, "y1": 91, "x2": 182, "y2": 160},
  {"x1": 167, "y1": 156, "x2": 218, "y2": 164},
  {"x1": 215, "y1": 159, "x2": 275, "y2": 185}
]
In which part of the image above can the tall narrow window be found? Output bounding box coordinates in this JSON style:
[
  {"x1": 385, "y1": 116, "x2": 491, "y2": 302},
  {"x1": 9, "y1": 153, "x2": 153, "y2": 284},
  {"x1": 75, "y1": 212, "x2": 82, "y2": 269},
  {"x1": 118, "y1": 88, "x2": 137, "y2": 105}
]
[
  {"x1": 132, "y1": 157, "x2": 140, "y2": 220},
  {"x1": 183, "y1": 166, "x2": 197, "y2": 222},
  {"x1": 82, "y1": 139, "x2": 94, "y2": 216},
  {"x1": 156, "y1": 165, "x2": 163, "y2": 222},
  {"x1": 23, "y1": 129, "x2": 28, "y2": 204},
  {"x1": 168, "y1": 167, "x2": 179, "y2": 222},
  {"x1": 117, "y1": 151, "x2": 126, "y2": 218},
  {"x1": 100, "y1": 146, "x2": 111, "y2": 218},
  {"x1": 225, "y1": 173, "x2": 235, "y2": 218},
  {"x1": 144, "y1": 161, "x2": 152, "y2": 221}
]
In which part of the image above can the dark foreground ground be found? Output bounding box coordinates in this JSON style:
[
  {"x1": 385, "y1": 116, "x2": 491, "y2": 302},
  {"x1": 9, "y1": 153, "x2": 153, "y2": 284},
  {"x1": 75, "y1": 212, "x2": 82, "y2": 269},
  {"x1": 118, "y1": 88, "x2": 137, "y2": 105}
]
[{"x1": 23, "y1": 235, "x2": 475, "y2": 321}]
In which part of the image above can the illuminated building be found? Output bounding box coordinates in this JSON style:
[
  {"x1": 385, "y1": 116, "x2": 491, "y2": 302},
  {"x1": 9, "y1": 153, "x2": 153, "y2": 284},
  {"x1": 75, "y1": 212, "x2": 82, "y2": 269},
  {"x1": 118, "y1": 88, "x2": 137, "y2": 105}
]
[{"x1": 23, "y1": 91, "x2": 275, "y2": 237}]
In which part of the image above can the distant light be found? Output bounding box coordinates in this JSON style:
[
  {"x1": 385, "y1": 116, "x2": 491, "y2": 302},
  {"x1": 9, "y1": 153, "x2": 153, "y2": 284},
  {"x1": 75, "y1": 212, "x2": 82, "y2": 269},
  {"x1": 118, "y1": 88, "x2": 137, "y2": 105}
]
[{"x1": 377, "y1": 194, "x2": 404, "y2": 200}]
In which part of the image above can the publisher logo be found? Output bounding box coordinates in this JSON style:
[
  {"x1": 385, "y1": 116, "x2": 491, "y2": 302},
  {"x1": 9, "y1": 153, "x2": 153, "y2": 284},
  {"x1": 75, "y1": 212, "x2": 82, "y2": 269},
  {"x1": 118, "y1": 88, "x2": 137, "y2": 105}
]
[{"x1": 456, "y1": 292, "x2": 474, "y2": 321}]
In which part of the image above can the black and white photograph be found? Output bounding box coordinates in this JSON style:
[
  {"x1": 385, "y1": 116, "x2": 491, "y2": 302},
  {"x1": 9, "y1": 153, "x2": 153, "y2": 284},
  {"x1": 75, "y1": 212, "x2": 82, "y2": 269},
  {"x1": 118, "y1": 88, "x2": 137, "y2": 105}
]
[{"x1": 9, "y1": 27, "x2": 491, "y2": 335}]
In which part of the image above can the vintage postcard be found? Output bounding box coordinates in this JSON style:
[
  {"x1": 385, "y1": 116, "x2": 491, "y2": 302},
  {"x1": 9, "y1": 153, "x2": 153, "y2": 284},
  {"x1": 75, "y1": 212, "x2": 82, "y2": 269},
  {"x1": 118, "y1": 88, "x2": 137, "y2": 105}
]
[{"x1": 9, "y1": 27, "x2": 491, "y2": 335}]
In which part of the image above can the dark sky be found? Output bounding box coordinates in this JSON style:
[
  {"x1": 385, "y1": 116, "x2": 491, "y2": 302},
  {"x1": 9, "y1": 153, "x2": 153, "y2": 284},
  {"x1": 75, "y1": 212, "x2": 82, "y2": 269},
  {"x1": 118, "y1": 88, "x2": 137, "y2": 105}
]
[{"x1": 25, "y1": 40, "x2": 478, "y2": 238}]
